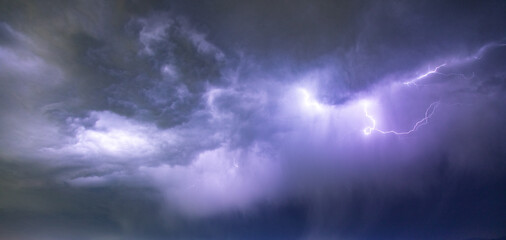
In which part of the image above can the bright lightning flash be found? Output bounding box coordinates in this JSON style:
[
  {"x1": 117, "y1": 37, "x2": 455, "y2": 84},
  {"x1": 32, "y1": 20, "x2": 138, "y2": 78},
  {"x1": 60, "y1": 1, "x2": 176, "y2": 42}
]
[
  {"x1": 363, "y1": 42, "x2": 505, "y2": 135},
  {"x1": 363, "y1": 101, "x2": 440, "y2": 135},
  {"x1": 403, "y1": 63, "x2": 447, "y2": 85}
]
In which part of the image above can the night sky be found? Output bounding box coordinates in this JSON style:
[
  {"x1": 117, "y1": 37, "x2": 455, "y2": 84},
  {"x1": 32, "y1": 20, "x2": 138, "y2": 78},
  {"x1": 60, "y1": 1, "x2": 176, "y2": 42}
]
[{"x1": 0, "y1": 1, "x2": 506, "y2": 239}]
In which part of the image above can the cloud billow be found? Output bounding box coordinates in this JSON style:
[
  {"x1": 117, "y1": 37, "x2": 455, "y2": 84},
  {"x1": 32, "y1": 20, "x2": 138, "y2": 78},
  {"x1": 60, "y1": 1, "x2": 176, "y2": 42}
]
[{"x1": 0, "y1": 1, "x2": 505, "y2": 239}]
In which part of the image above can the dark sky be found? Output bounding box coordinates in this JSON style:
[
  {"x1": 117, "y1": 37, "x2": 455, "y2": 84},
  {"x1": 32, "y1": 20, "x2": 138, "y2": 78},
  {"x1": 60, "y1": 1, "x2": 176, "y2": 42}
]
[{"x1": 0, "y1": 1, "x2": 505, "y2": 239}]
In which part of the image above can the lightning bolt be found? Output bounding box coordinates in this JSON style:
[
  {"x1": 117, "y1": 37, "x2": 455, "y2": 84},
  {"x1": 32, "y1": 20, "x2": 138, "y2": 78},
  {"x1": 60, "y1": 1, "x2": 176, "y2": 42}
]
[
  {"x1": 402, "y1": 63, "x2": 473, "y2": 86},
  {"x1": 363, "y1": 101, "x2": 439, "y2": 135},
  {"x1": 404, "y1": 64, "x2": 476, "y2": 86},
  {"x1": 362, "y1": 41, "x2": 505, "y2": 136},
  {"x1": 403, "y1": 42, "x2": 506, "y2": 86},
  {"x1": 403, "y1": 63, "x2": 447, "y2": 86}
]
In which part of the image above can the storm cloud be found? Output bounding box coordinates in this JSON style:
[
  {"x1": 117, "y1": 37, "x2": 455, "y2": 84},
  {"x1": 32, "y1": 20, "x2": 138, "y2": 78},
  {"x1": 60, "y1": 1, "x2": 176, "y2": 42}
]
[{"x1": 0, "y1": 1, "x2": 505, "y2": 239}]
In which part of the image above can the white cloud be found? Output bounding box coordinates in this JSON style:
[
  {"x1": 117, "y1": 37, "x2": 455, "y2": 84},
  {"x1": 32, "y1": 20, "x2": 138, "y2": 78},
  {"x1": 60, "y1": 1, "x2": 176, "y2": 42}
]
[
  {"x1": 178, "y1": 18, "x2": 225, "y2": 60},
  {"x1": 47, "y1": 111, "x2": 176, "y2": 159},
  {"x1": 136, "y1": 13, "x2": 173, "y2": 55},
  {"x1": 140, "y1": 144, "x2": 281, "y2": 217},
  {"x1": 135, "y1": 13, "x2": 224, "y2": 60}
]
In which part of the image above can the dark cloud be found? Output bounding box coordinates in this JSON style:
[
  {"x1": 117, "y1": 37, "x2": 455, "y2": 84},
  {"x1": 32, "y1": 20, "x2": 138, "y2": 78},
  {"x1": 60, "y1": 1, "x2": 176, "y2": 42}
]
[{"x1": 0, "y1": 0, "x2": 505, "y2": 239}]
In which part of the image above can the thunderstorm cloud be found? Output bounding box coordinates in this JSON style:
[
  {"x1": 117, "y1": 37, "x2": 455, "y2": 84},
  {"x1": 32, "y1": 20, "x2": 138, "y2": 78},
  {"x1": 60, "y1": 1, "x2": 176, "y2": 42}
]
[{"x1": 0, "y1": 1, "x2": 505, "y2": 239}]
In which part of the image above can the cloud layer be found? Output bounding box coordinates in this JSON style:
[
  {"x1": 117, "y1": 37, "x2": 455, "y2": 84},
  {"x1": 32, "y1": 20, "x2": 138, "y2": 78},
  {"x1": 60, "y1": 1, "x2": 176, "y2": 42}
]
[{"x1": 0, "y1": 1, "x2": 505, "y2": 239}]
